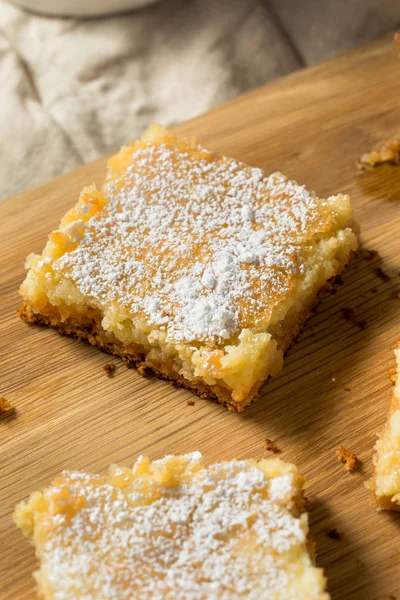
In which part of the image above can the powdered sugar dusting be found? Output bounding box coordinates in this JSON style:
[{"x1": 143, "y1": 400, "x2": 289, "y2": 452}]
[
  {"x1": 27, "y1": 455, "x2": 324, "y2": 599},
  {"x1": 53, "y1": 134, "x2": 338, "y2": 343}
]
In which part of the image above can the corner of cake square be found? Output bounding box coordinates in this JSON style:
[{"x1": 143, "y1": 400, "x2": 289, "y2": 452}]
[{"x1": 19, "y1": 124, "x2": 358, "y2": 411}]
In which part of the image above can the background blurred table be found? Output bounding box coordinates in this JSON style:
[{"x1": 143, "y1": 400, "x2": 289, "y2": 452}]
[{"x1": 1, "y1": 0, "x2": 399, "y2": 199}]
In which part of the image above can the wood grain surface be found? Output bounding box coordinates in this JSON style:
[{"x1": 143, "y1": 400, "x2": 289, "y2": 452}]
[{"x1": 1, "y1": 33, "x2": 400, "y2": 600}]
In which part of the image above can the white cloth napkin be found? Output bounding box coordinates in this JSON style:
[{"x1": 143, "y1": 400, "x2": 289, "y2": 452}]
[{"x1": 1, "y1": 0, "x2": 399, "y2": 200}]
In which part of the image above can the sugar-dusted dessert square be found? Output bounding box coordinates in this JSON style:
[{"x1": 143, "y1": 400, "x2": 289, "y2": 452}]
[
  {"x1": 14, "y1": 453, "x2": 329, "y2": 599},
  {"x1": 19, "y1": 125, "x2": 358, "y2": 410}
]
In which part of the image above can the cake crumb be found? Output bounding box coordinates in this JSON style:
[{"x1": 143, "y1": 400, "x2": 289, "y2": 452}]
[
  {"x1": 103, "y1": 363, "x2": 116, "y2": 377},
  {"x1": 341, "y1": 307, "x2": 366, "y2": 330},
  {"x1": 359, "y1": 139, "x2": 400, "y2": 168},
  {"x1": 326, "y1": 527, "x2": 342, "y2": 541},
  {"x1": 336, "y1": 446, "x2": 358, "y2": 472},
  {"x1": 0, "y1": 395, "x2": 14, "y2": 415},
  {"x1": 341, "y1": 307, "x2": 355, "y2": 322},
  {"x1": 344, "y1": 385, "x2": 351, "y2": 392},
  {"x1": 392, "y1": 291, "x2": 400, "y2": 300},
  {"x1": 375, "y1": 268, "x2": 391, "y2": 283},
  {"x1": 264, "y1": 439, "x2": 279, "y2": 453},
  {"x1": 364, "y1": 249, "x2": 381, "y2": 264},
  {"x1": 186, "y1": 399, "x2": 195, "y2": 406}
]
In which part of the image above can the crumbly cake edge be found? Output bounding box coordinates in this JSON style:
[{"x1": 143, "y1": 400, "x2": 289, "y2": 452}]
[
  {"x1": 368, "y1": 345, "x2": 400, "y2": 511},
  {"x1": 18, "y1": 262, "x2": 349, "y2": 413}
]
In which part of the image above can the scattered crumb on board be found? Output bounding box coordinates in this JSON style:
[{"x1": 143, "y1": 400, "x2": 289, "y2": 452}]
[
  {"x1": 364, "y1": 249, "x2": 381, "y2": 264},
  {"x1": 0, "y1": 395, "x2": 14, "y2": 415},
  {"x1": 341, "y1": 307, "x2": 366, "y2": 330},
  {"x1": 360, "y1": 250, "x2": 392, "y2": 285},
  {"x1": 264, "y1": 439, "x2": 280, "y2": 453},
  {"x1": 358, "y1": 139, "x2": 400, "y2": 168},
  {"x1": 326, "y1": 528, "x2": 343, "y2": 541},
  {"x1": 186, "y1": 399, "x2": 195, "y2": 406},
  {"x1": 336, "y1": 445, "x2": 358, "y2": 472},
  {"x1": 344, "y1": 385, "x2": 351, "y2": 392},
  {"x1": 103, "y1": 363, "x2": 116, "y2": 377},
  {"x1": 375, "y1": 268, "x2": 392, "y2": 283}
]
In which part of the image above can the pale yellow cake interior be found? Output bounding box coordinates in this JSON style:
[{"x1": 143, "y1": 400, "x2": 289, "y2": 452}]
[
  {"x1": 14, "y1": 453, "x2": 328, "y2": 600},
  {"x1": 370, "y1": 346, "x2": 400, "y2": 509},
  {"x1": 20, "y1": 124, "x2": 358, "y2": 409}
]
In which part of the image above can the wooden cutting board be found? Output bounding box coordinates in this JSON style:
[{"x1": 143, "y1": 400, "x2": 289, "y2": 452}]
[{"x1": 1, "y1": 32, "x2": 400, "y2": 600}]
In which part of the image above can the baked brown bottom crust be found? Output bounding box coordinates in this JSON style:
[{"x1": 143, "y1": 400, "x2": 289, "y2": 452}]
[
  {"x1": 18, "y1": 272, "x2": 341, "y2": 413},
  {"x1": 19, "y1": 301, "x2": 247, "y2": 410}
]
